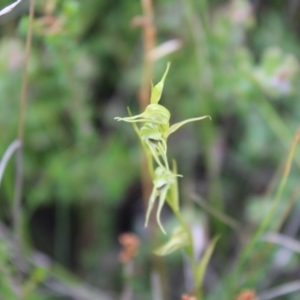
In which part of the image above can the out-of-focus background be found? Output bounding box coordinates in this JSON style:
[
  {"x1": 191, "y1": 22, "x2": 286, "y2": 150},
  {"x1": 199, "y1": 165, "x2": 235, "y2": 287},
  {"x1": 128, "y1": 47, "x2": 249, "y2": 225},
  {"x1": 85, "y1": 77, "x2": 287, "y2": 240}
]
[{"x1": 1, "y1": 0, "x2": 300, "y2": 299}]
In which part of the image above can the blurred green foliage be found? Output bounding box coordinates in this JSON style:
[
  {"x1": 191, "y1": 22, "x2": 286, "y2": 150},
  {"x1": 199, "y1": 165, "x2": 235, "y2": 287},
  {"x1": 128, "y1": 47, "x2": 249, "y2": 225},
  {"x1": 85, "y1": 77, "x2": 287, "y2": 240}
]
[{"x1": 0, "y1": 0, "x2": 300, "y2": 299}]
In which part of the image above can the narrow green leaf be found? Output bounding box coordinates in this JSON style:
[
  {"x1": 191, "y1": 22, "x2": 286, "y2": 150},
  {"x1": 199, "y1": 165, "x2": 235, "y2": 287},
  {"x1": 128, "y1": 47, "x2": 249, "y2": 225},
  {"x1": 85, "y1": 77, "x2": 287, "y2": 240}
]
[
  {"x1": 166, "y1": 160, "x2": 179, "y2": 212},
  {"x1": 167, "y1": 116, "x2": 211, "y2": 137},
  {"x1": 145, "y1": 187, "x2": 158, "y2": 229},
  {"x1": 156, "y1": 186, "x2": 168, "y2": 234},
  {"x1": 150, "y1": 62, "x2": 171, "y2": 104},
  {"x1": 195, "y1": 236, "x2": 220, "y2": 289}
]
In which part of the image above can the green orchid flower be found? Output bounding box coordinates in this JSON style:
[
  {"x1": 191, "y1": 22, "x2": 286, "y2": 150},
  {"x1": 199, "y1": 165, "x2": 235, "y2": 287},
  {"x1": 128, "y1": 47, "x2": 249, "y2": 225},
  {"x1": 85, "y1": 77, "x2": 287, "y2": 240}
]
[
  {"x1": 145, "y1": 166, "x2": 182, "y2": 234},
  {"x1": 134, "y1": 114, "x2": 211, "y2": 171},
  {"x1": 115, "y1": 63, "x2": 211, "y2": 234},
  {"x1": 140, "y1": 122, "x2": 169, "y2": 170},
  {"x1": 150, "y1": 62, "x2": 170, "y2": 104},
  {"x1": 115, "y1": 103, "x2": 170, "y2": 126}
]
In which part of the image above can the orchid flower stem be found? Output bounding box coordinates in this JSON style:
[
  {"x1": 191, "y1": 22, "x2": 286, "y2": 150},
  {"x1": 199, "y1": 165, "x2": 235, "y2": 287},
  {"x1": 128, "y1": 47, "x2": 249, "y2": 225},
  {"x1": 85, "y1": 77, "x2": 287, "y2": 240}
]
[
  {"x1": 117, "y1": 60, "x2": 211, "y2": 298},
  {"x1": 171, "y1": 200, "x2": 201, "y2": 298}
]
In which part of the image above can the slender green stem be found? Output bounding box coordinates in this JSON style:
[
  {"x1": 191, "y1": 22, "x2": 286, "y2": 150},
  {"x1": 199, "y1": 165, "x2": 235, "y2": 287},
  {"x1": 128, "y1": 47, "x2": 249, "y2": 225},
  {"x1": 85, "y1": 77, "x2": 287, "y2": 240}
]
[
  {"x1": 229, "y1": 127, "x2": 300, "y2": 294},
  {"x1": 174, "y1": 210, "x2": 200, "y2": 298}
]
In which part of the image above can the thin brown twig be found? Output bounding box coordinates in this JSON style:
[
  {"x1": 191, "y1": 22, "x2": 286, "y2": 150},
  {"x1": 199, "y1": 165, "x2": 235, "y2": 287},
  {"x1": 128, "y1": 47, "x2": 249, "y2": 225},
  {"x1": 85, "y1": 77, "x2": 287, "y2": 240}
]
[
  {"x1": 139, "y1": 0, "x2": 155, "y2": 111},
  {"x1": 139, "y1": 0, "x2": 156, "y2": 211},
  {"x1": 136, "y1": 2, "x2": 169, "y2": 299},
  {"x1": 13, "y1": 0, "x2": 35, "y2": 282},
  {"x1": 18, "y1": 0, "x2": 35, "y2": 140}
]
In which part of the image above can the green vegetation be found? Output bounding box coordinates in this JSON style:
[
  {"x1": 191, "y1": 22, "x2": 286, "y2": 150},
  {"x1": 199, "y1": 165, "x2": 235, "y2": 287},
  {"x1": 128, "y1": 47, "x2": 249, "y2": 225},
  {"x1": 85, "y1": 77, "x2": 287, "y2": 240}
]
[{"x1": 0, "y1": 0, "x2": 300, "y2": 299}]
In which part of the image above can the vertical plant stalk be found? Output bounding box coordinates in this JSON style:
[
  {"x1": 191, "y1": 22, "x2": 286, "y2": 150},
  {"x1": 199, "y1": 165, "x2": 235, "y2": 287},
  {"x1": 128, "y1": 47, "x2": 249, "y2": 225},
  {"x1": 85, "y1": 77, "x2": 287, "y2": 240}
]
[
  {"x1": 140, "y1": 0, "x2": 155, "y2": 111},
  {"x1": 117, "y1": 66, "x2": 214, "y2": 298},
  {"x1": 139, "y1": 0, "x2": 156, "y2": 209},
  {"x1": 13, "y1": 0, "x2": 35, "y2": 274},
  {"x1": 18, "y1": 0, "x2": 35, "y2": 141},
  {"x1": 137, "y1": 2, "x2": 169, "y2": 298}
]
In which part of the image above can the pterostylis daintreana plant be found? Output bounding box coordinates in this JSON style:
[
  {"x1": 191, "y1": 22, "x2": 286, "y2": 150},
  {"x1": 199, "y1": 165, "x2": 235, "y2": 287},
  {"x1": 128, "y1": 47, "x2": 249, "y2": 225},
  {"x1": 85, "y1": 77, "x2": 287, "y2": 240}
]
[
  {"x1": 115, "y1": 63, "x2": 217, "y2": 298},
  {"x1": 115, "y1": 62, "x2": 210, "y2": 232}
]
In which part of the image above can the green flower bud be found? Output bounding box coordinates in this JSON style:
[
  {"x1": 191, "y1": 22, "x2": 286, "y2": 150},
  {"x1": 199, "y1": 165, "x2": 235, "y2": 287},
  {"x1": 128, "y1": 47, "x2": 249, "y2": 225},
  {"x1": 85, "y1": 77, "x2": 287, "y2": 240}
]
[
  {"x1": 150, "y1": 62, "x2": 170, "y2": 104},
  {"x1": 145, "y1": 167, "x2": 182, "y2": 234}
]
